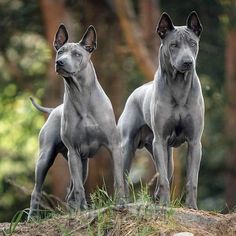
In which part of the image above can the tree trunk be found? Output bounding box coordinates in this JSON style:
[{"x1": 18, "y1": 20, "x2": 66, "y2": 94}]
[
  {"x1": 225, "y1": 29, "x2": 236, "y2": 210},
  {"x1": 139, "y1": 0, "x2": 160, "y2": 62},
  {"x1": 114, "y1": 0, "x2": 156, "y2": 81}
]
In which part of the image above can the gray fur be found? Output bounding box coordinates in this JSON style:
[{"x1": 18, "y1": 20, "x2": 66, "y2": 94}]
[
  {"x1": 28, "y1": 25, "x2": 125, "y2": 220},
  {"x1": 118, "y1": 12, "x2": 204, "y2": 209}
]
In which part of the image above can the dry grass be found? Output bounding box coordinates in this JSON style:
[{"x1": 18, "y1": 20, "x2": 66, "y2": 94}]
[{"x1": 1, "y1": 203, "x2": 236, "y2": 236}]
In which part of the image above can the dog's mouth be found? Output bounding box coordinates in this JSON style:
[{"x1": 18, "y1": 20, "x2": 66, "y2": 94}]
[
  {"x1": 55, "y1": 66, "x2": 73, "y2": 76},
  {"x1": 172, "y1": 67, "x2": 190, "y2": 81}
]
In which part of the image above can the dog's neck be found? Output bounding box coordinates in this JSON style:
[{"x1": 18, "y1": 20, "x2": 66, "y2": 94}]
[
  {"x1": 63, "y1": 61, "x2": 96, "y2": 115},
  {"x1": 159, "y1": 53, "x2": 196, "y2": 106}
]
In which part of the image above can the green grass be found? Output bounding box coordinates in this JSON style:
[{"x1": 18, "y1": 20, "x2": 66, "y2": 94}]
[
  {"x1": 3, "y1": 209, "x2": 29, "y2": 235},
  {"x1": 3, "y1": 180, "x2": 189, "y2": 236},
  {"x1": 90, "y1": 186, "x2": 115, "y2": 209}
]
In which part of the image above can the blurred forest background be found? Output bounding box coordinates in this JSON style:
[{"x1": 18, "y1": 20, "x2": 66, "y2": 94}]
[{"x1": 0, "y1": 0, "x2": 236, "y2": 222}]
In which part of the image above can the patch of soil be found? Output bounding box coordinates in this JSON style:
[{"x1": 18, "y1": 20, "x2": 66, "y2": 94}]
[{"x1": 1, "y1": 203, "x2": 235, "y2": 236}]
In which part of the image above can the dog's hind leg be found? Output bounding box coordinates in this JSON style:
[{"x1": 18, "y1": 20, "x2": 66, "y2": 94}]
[
  {"x1": 28, "y1": 147, "x2": 57, "y2": 220},
  {"x1": 28, "y1": 114, "x2": 62, "y2": 221},
  {"x1": 118, "y1": 96, "x2": 146, "y2": 200}
]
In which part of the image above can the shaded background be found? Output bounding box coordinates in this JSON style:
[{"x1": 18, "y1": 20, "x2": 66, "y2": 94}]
[{"x1": 0, "y1": 0, "x2": 235, "y2": 222}]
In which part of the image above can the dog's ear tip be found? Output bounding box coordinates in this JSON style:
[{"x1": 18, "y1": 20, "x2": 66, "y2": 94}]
[
  {"x1": 157, "y1": 12, "x2": 174, "y2": 38},
  {"x1": 190, "y1": 10, "x2": 197, "y2": 14},
  {"x1": 54, "y1": 23, "x2": 68, "y2": 50},
  {"x1": 88, "y1": 25, "x2": 97, "y2": 33},
  {"x1": 160, "y1": 12, "x2": 171, "y2": 20},
  {"x1": 187, "y1": 11, "x2": 202, "y2": 37},
  {"x1": 159, "y1": 12, "x2": 173, "y2": 24},
  {"x1": 58, "y1": 23, "x2": 67, "y2": 30},
  {"x1": 162, "y1": 12, "x2": 169, "y2": 16},
  {"x1": 188, "y1": 11, "x2": 200, "y2": 19}
]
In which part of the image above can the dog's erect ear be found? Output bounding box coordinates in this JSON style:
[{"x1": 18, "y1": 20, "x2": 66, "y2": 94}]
[
  {"x1": 80, "y1": 25, "x2": 97, "y2": 53},
  {"x1": 186, "y1": 11, "x2": 203, "y2": 37},
  {"x1": 53, "y1": 24, "x2": 68, "y2": 50},
  {"x1": 156, "y1": 13, "x2": 174, "y2": 39}
]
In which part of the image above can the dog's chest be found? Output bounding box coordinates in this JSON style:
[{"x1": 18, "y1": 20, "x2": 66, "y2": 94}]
[
  {"x1": 79, "y1": 122, "x2": 103, "y2": 157},
  {"x1": 62, "y1": 115, "x2": 104, "y2": 158},
  {"x1": 163, "y1": 109, "x2": 194, "y2": 147}
]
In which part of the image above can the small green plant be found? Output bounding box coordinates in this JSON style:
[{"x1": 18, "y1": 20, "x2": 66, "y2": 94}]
[
  {"x1": 169, "y1": 184, "x2": 185, "y2": 209},
  {"x1": 3, "y1": 208, "x2": 29, "y2": 235},
  {"x1": 95, "y1": 210, "x2": 114, "y2": 235},
  {"x1": 126, "y1": 176, "x2": 153, "y2": 205},
  {"x1": 137, "y1": 181, "x2": 152, "y2": 203},
  {"x1": 137, "y1": 224, "x2": 156, "y2": 236},
  {"x1": 57, "y1": 224, "x2": 73, "y2": 236},
  {"x1": 90, "y1": 186, "x2": 115, "y2": 209},
  {"x1": 126, "y1": 175, "x2": 137, "y2": 202}
]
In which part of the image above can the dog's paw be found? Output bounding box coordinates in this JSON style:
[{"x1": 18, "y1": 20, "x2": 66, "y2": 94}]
[
  {"x1": 27, "y1": 209, "x2": 39, "y2": 222},
  {"x1": 80, "y1": 199, "x2": 88, "y2": 211},
  {"x1": 156, "y1": 190, "x2": 170, "y2": 207},
  {"x1": 185, "y1": 194, "x2": 198, "y2": 210},
  {"x1": 116, "y1": 197, "x2": 127, "y2": 210},
  {"x1": 185, "y1": 200, "x2": 198, "y2": 210}
]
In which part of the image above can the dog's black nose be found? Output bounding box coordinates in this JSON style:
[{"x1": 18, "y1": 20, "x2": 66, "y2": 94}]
[
  {"x1": 56, "y1": 60, "x2": 64, "y2": 67},
  {"x1": 183, "y1": 61, "x2": 193, "y2": 69}
]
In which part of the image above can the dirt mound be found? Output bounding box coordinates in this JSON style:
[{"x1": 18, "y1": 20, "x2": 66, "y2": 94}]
[{"x1": 1, "y1": 203, "x2": 236, "y2": 236}]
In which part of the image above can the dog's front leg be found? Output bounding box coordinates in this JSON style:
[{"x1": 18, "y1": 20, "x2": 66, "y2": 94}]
[
  {"x1": 67, "y1": 149, "x2": 87, "y2": 211},
  {"x1": 65, "y1": 158, "x2": 88, "y2": 203},
  {"x1": 153, "y1": 138, "x2": 170, "y2": 206},
  {"x1": 185, "y1": 140, "x2": 202, "y2": 209}
]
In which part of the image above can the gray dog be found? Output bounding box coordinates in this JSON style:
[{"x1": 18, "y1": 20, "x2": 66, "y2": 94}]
[
  {"x1": 28, "y1": 25, "x2": 125, "y2": 219},
  {"x1": 118, "y1": 11, "x2": 204, "y2": 209}
]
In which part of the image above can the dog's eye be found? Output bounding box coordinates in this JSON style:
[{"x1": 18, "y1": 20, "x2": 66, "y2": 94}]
[
  {"x1": 58, "y1": 50, "x2": 63, "y2": 55},
  {"x1": 74, "y1": 52, "x2": 82, "y2": 57},
  {"x1": 170, "y1": 43, "x2": 178, "y2": 48},
  {"x1": 190, "y1": 41, "x2": 197, "y2": 47}
]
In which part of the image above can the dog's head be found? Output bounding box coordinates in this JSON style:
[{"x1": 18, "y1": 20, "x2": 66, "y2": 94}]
[
  {"x1": 53, "y1": 24, "x2": 97, "y2": 77},
  {"x1": 156, "y1": 11, "x2": 202, "y2": 74}
]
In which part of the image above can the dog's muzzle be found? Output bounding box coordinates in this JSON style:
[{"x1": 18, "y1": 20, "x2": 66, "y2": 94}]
[
  {"x1": 55, "y1": 60, "x2": 71, "y2": 75},
  {"x1": 55, "y1": 60, "x2": 64, "y2": 72},
  {"x1": 181, "y1": 60, "x2": 193, "y2": 72}
]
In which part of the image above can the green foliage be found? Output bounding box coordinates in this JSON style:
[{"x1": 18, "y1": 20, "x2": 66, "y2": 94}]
[
  {"x1": 3, "y1": 209, "x2": 29, "y2": 235},
  {"x1": 0, "y1": 91, "x2": 45, "y2": 221},
  {"x1": 124, "y1": 56, "x2": 145, "y2": 100},
  {"x1": 0, "y1": 0, "x2": 50, "y2": 221},
  {"x1": 219, "y1": 0, "x2": 236, "y2": 29},
  {"x1": 90, "y1": 186, "x2": 115, "y2": 209}
]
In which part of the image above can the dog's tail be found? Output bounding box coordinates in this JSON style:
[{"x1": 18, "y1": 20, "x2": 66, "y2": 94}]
[{"x1": 29, "y1": 97, "x2": 54, "y2": 114}]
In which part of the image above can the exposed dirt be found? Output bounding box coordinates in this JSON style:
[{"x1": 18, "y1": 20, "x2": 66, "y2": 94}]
[{"x1": 1, "y1": 203, "x2": 236, "y2": 236}]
